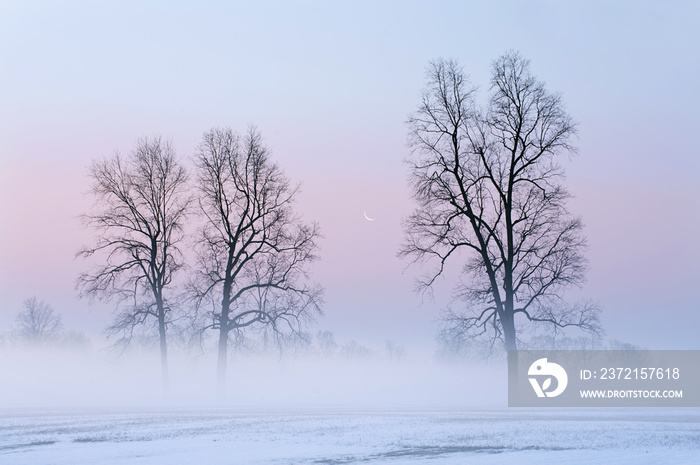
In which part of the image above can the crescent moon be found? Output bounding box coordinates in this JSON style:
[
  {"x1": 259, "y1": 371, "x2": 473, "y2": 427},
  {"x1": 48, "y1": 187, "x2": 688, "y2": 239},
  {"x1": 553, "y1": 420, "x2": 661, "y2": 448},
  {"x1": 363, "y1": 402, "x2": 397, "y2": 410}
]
[{"x1": 363, "y1": 210, "x2": 375, "y2": 221}]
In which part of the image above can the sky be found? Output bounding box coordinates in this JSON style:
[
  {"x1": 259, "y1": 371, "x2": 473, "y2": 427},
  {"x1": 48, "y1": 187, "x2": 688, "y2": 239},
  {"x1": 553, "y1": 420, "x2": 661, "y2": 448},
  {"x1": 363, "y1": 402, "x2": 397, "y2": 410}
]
[{"x1": 1, "y1": 0, "x2": 699, "y2": 353}]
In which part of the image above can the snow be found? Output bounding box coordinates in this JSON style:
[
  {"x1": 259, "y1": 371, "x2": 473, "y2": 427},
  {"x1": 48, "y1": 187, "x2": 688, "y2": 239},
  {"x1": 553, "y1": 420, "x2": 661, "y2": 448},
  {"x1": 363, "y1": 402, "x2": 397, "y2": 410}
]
[{"x1": 2, "y1": 409, "x2": 699, "y2": 464}]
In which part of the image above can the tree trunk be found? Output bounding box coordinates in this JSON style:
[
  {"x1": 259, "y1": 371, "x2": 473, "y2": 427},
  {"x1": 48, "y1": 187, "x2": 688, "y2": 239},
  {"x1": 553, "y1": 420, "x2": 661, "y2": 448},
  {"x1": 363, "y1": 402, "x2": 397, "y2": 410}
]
[
  {"x1": 501, "y1": 310, "x2": 517, "y2": 352},
  {"x1": 156, "y1": 297, "x2": 169, "y2": 394},
  {"x1": 507, "y1": 346, "x2": 519, "y2": 405},
  {"x1": 217, "y1": 250, "x2": 235, "y2": 398},
  {"x1": 216, "y1": 325, "x2": 228, "y2": 398},
  {"x1": 502, "y1": 307, "x2": 519, "y2": 403}
]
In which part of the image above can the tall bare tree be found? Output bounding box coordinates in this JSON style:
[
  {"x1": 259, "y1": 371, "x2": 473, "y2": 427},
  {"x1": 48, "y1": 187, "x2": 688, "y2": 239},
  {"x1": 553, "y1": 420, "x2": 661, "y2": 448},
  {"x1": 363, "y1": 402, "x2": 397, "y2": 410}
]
[
  {"x1": 192, "y1": 127, "x2": 322, "y2": 395},
  {"x1": 78, "y1": 137, "x2": 190, "y2": 389},
  {"x1": 15, "y1": 297, "x2": 63, "y2": 344},
  {"x1": 401, "y1": 52, "x2": 600, "y2": 353}
]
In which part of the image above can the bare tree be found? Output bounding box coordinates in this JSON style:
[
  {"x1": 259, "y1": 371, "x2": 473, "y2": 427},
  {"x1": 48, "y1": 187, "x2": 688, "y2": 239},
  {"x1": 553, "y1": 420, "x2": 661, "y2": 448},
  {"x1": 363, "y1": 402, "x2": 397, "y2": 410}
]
[
  {"x1": 192, "y1": 127, "x2": 322, "y2": 395},
  {"x1": 315, "y1": 330, "x2": 338, "y2": 357},
  {"x1": 77, "y1": 137, "x2": 190, "y2": 390},
  {"x1": 400, "y1": 52, "x2": 601, "y2": 354},
  {"x1": 15, "y1": 297, "x2": 63, "y2": 344}
]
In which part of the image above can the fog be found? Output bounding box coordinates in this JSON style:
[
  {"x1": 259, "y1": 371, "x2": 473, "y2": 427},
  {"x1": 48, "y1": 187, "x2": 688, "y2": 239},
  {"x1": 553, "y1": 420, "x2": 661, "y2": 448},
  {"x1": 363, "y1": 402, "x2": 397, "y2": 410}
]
[{"x1": 0, "y1": 342, "x2": 505, "y2": 411}]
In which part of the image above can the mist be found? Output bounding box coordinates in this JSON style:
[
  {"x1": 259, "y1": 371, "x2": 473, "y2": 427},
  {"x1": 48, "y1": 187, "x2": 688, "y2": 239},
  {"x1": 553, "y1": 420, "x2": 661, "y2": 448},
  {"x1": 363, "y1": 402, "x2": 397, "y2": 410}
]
[{"x1": 0, "y1": 340, "x2": 505, "y2": 411}]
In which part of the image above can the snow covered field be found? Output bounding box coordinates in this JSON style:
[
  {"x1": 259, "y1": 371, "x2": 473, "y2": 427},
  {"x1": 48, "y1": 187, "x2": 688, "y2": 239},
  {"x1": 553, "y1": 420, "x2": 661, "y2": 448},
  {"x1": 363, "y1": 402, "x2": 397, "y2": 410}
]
[{"x1": 2, "y1": 409, "x2": 699, "y2": 465}]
